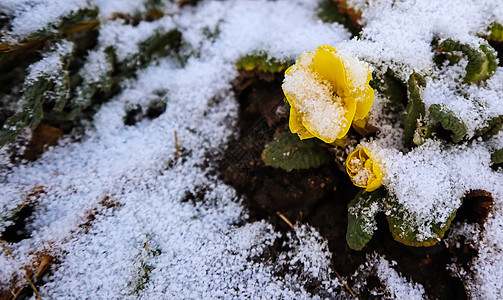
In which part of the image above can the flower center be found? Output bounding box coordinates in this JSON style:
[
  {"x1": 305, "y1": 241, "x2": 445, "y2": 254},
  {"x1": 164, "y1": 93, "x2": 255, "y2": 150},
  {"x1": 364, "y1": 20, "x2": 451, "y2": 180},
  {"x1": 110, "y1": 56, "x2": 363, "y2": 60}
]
[{"x1": 348, "y1": 157, "x2": 376, "y2": 186}]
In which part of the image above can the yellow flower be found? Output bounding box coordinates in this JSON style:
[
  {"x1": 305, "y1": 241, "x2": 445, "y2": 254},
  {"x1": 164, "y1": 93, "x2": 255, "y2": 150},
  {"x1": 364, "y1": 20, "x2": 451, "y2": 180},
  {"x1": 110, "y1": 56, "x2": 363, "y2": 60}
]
[
  {"x1": 282, "y1": 45, "x2": 374, "y2": 143},
  {"x1": 346, "y1": 148, "x2": 383, "y2": 192}
]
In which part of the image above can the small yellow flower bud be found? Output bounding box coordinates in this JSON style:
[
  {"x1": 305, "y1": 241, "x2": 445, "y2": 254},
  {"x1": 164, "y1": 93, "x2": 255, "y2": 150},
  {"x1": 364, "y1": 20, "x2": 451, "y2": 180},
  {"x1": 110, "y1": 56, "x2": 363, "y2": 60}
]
[{"x1": 346, "y1": 148, "x2": 383, "y2": 192}]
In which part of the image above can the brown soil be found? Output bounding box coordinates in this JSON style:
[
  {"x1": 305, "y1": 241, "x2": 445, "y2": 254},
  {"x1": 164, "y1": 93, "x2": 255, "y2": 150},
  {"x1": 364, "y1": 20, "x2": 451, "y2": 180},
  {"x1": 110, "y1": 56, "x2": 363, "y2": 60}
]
[{"x1": 217, "y1": 69, "x2": 483, "y2": 299}]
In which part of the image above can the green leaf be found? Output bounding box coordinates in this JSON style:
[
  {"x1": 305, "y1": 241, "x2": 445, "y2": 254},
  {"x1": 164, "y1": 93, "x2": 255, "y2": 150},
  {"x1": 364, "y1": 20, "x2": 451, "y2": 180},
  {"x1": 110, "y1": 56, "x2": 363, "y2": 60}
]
[
  {"x1": 76, "y1": 46, "x2": 116, "y2": 108},
  {"x1": 124, "y1": 29, "x2": 182, "y2": 71},
  {"x1": 429, "y1": 104, "x2": 467, "y2": 143},
  {"x1": 317, "y1": 0, "x2": 359, "y2": 37},
  {"x1": 370, "y1": 69, "x2": 407, "y2": 114},
  {"x1": 0, "y1": 112, "x2": 30, "y2": 146},
  {"x1": 475, "y1": 115, "x2": 503, "y2": 140},
  {"x1": 386, "y1": 202, "x2": 457, "y2": 247},
  {"x1": 484, "y1": 22, "x2": 503, "y2": 42},
  {"x1": 412, "y1": 125, "x2": 434, "y2": 146},
  {"x1": 261, "y1": 131, "x2": 331, "y2": 171},
  {"x1": 0, "y1": 41, "x2": 73, "y2": 147},
  {"x1": 0, "y1": 7, "x2": 99, "y2": 72},
  {"x1": 492, "y1": 148, "x2": 503, "y2": 164},
  {"x1": 27, "y1": 7, "x2": 99, "y2": 41},
  {"x1": 346, "y1": 189, "x2": 384, "y2": 250},
  {"x1": 438, "y1": 38, "x2": 498, "y2": 83},
  {"x1": 402, "y1": 72, "x2": 426, "y2": 146},
  {"x1": 236, "y1": 53, "x2": 293, "y2": 73}
]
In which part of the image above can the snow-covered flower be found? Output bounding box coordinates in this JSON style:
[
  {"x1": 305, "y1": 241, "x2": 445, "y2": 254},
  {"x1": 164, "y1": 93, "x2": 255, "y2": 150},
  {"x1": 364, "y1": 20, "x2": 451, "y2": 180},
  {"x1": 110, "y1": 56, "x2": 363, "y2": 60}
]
[
  {"x1": 282, "y1": 45, "x2": 374, "y2": 143},
  {"x1": 346, "y1": 148, "x2": 383, "y2": 192}
]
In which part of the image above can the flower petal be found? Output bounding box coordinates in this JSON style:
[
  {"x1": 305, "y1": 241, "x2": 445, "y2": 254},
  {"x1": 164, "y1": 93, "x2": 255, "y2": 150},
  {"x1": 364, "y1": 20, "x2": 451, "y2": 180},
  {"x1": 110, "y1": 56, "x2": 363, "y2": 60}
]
[
  {"x1": 364, "y1": 158, "x2": 373, "y2": 170},
  {"x1": 359, "y1": 147, "x2": 371, "y2": 161},
  {"x1": 366, "y1": 161, "x2": 383, "y2": 191},
  {"x1": 354, "y1": 85, "x2": 375, "y2": 121},
  {"x1": 300, "y1": 99, "x2": 355, "y2": 143},
  {"x1": 336, "y1": 97, "x2": 357, "y2": 139},
  {"x1": 365, "y1": 177, "x2": 382, "y2": 192},
  {"x1": 284, "y1": 64, "x2": 295, "y2": 77},
  {"x1": 312, "y1": 47, "x2": 349, "y2": 97},
  {"x1": 288, "y1": 105, "x2": 315, "y2": 140},
  {"x1": 346, "y1": 149, "x2": 359, "y2": 174},
  {"x1": 372, "y1": 161, "x2": 383, "y2": 179}
]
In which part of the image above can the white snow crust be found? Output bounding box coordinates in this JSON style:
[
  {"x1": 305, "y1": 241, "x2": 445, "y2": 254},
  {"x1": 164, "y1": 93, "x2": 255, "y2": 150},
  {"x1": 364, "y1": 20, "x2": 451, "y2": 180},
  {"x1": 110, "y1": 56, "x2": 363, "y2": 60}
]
[{"x1": 1, "y1": 0, "x2": 503, "y2": 299}]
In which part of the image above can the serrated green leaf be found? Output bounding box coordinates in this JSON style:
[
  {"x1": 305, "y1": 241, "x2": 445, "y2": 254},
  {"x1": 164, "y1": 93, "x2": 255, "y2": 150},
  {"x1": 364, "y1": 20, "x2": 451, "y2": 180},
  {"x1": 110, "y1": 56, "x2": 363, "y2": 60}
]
[
  {"x1": 0, "y1": 41, "x2": 73, "y2": 147},
  {"x1": 261, "y1": 131, "x2": 330, "y2": 171},
  {"x1": 492, "y1": 148, "x2": 503, "y2": 164},
  {"x1": 429, "y1": 104, "x2": 467, "y2": 143},
  {"x1": 346, "y1": 189, "x2": 384, "y2": 250},
  {"x1": 438, "y1": 38, "x2": 498, "y2": 83},
  {"x1": 0, "y1": 8, "x2": 99, "y2": 71},
  {"x1": 124, "y1": 29, "x2": 182, "y2": 71},
  {"x1": 27, "y1": 7, "x2": 99, "y2": 41},
  {"x1": 402, "y1": 72, "x2": 426, "y2": 146},
  {"x1": 236, "y1": 53, "x2": 293, "y2": 73},
  {"x1": 475, "y1": 115, "x2": 503, "y2": 140}
]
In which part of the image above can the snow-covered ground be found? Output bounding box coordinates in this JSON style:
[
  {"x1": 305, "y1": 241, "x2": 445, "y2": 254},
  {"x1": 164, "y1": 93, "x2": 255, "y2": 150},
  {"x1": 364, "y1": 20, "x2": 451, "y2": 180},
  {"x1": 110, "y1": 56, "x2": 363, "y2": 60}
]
[{"x1": 1, "y1": 0, "x2": 503, "y2": 298}]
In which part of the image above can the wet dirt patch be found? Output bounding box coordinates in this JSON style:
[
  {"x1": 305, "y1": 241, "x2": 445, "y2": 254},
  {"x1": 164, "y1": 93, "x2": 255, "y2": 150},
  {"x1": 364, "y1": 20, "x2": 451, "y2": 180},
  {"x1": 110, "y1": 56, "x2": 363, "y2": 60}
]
[
  {"x1": 1, "y1": 187, "x2": 46, "y2": 243},
  {"x1": 0, "y1": 247, "x2": 57, "y2": 300}
]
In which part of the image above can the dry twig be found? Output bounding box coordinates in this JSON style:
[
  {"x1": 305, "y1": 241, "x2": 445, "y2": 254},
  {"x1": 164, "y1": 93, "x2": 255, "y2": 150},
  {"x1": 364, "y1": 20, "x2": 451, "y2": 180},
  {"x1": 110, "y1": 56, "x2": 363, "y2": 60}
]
[
  {"x1": 275, "y1": 211, "x2": 295, "y2": 229},
  {"x1": 174, "y1": 131, "x2": 181, "y2": 159}
]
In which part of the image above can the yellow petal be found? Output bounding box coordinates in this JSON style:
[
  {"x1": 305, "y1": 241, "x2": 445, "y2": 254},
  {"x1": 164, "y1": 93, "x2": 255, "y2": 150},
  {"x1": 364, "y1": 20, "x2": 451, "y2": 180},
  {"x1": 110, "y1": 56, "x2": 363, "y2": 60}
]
[
  {"x1": 366, "y1": 66, "x2": 372, "y2": 84},
  {"x1": 316, "y1": 44, "x2": 337, "y2": 53},
  {"x1": 312, "y1": 47, "x2": 349, "y2": 97},
  {"x1": 346, "y1": 149, "x2": 359, "y2": 174},
  {"x1": 288, "y1": 105, "x2": 315, "y2": 140},
  {"x1": 359, "y1": 147, "x2": 371, "y2": 161},
  {"x1": 300, "y1": 102, "x2": 355, "y2": 143},
  {"x1": 284, "y1": 64, "x2": 295, "y2": 77},
  {"x1": 354, "y1": 85, "x2": 375, "y2": 121},
  {"x1": 300, "y1": 99, "x2": 355, "y2": 143},
  {"x1": 364, "y1": 158, "x2": 372, "y2": 170},
  {"x1": 366, "y1": 161, "x2": 383, "y2": 192},
  {"x1": 336, "y1": 97, "x2": 357, "y2": 139},
  {"x1": 365, "y1": 177, "x2": 382, "y2": 192},
  {"x1": 372, "y1": 161, "x2": 383, "y2": 179}
]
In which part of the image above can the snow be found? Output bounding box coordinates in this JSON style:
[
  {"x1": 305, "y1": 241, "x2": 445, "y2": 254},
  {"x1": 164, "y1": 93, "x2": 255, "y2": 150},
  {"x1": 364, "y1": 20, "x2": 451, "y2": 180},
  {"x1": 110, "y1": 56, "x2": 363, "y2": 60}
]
[
  {"x1": 79, "y1": 48, "x2": 110, "y2": 85},
  {"x1": 2, "y1": 0, "x2": 503, "y2": 298},
  {"x1": 98, "y1": 17, "x2": 176, "y2": 62},
  {"x1": 340, "y1": 0, "x2": 500, "y2": 80},
  {"x1": 370, "y1": 254, "x2": 426, "y2": 300},
  {"x1": 0, "y1": 0, "x2": 350, "y2": 298},
  {"x1": 422, "y1": 67, "x2": 503, "y2": 137},
  {"x1": 0, "y1": 0, "x2": 90, "y2": 43},
  {"x1": 25, "y1": 40, "x2": 72, "y2": 84}
]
